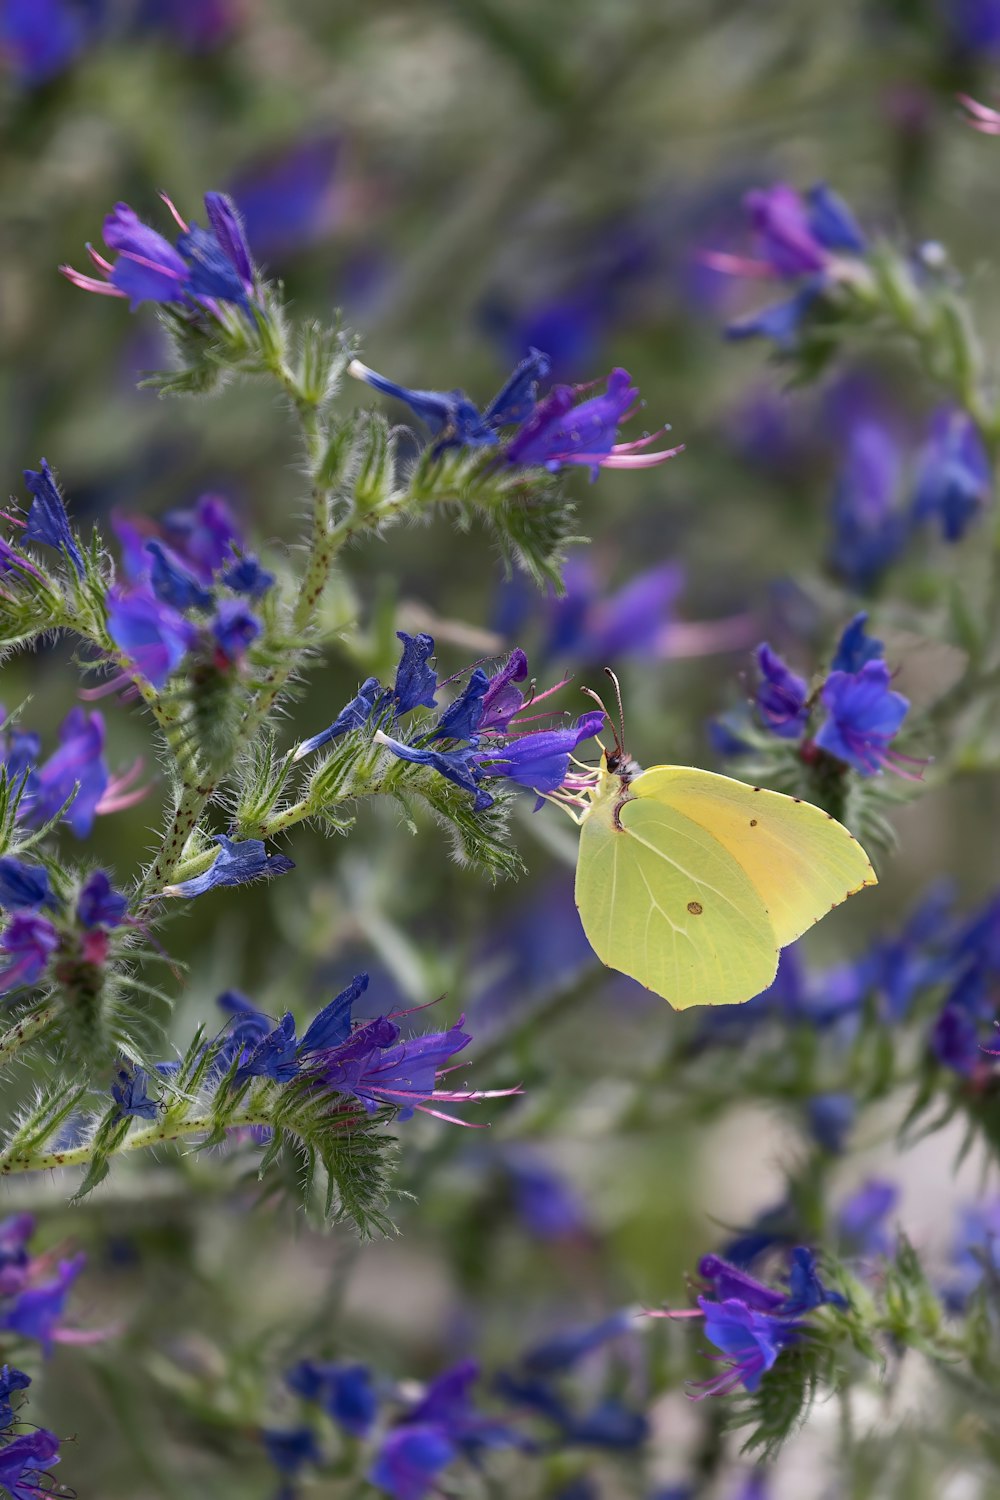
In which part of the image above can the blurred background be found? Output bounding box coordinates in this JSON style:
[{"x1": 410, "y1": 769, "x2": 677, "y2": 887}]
[{"x1": 3, "y1": 1, "x2": 1000, "y2": 1496}]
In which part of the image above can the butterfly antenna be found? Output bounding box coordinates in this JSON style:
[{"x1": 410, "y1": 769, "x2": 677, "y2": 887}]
[
  {"x1": 581, "y1": 684, "x2": 622, "y2": 758},
  {"x1": 604, "y1": 667, "x2": 627, "y2": 753}
]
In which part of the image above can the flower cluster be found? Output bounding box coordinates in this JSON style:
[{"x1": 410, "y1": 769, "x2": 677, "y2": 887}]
[
  {"x1": 0, "y1": 702, "x2": 144, "y2": 840},
  {"x1": 349, "y1": 355, "x2": 683, "y2": 478},
  {"x1": 830, "y1": 409, "x2": 991, "y2": 590},
  {"x1": 0, "y1": 865, "x2": 128, "y2": 999},
  {"x1": 62, "y1": 191, "x2": 256, "y2": 315},
  {"x1": 749, "y1": 613, "x2": 915, "y2": 778},
  {"x1": 0, "y1": 1361, "x2": 61, "y2": 1500},
  {"x1": 296, "y1": 633, "x2": 605, "y2": 811},
  {"x1": 704, "y1": 182, "x2": 868, "y2": 347},
  {"x1": 103, "y1": 489, "x2": 273, "y2": 692},
  {"x1": 651, "y1": 1247, "x2": 846, "y2": 1398},
  {"x1": 0, "y1": 1212, "x2": 95, "y2": 1354}
]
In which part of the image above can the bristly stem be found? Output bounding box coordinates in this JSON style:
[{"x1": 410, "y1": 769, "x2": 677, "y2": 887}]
[
  {"x1": 0, "y1": 1110, "x2": 267, "y2": 1176},
  {"x1": 0, "y1": 1006, "x2": 59, "y2": 1068}
]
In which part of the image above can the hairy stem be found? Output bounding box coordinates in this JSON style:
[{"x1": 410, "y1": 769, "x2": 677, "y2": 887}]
[
  {"x1": 0, "y1": 1111, "x2": 266, "y2": 1176},
  {"x1": 0, "y1": 1006, "x2": 59, "y2": 1068}
]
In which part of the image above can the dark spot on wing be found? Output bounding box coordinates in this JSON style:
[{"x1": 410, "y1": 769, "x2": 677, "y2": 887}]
[
  {"x1": 749, "y1": 818, "x2": 758, "y2": 827},
  {"x1": 792, "y1": 797, "x2": 802, "y2": 804},
  {"x1": 687, "y1": 900, "x2": 703, "y2": 915},
  {"x1": 752, "y1": 786, "x2": 761, "y2": 792}
]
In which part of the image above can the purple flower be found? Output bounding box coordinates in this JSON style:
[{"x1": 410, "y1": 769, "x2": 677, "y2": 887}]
[
  {"x1": 829, "y1": 421, "x2": 909, "y2": 590},
  {"x1": 0, "y1": 1427, "x2": 61, "y2": 1499},
  {"x1": 232, "y1": 1012, "x2": 299, "y2": 1085},
  {"x1": 523, "y1": 1310, "x2": 633, "y2": 1375},
  {"x1": 697, "y1": 1256, "x2": 785, "y2": 1311},
  {"x1": 931, "y1": 1003, "x2": 981, "y2": 1075},
  {"x1": 754, "y1": 644, "x2": 809, "y2": 739},
  {"x1": 347, "y1": 349, "x2": 550, "y2": 452},
  {"x1": 61, "y1": 192, "x2": 256, "y2": 311},
  {"x1": 211, "y1": 598, "x2": 261, "y2": 666},
  {"x1": 221, "y1": 553, "x2": 274, "y2": 599},
  {"x1": 504, "y1": 367, "x2": 682, "y2": 480},
  {"x1": 475, "y1": 711, "x2": 605, "y2": 795},
  {"x1": 162, "y1": 835, "x2": 294, "y2": 899},
  {"x1": 913, "y1": 408, "x2": 991, "y2": 542},
  {"x1": 230, "y1": 136, "x2": 342, "y2": 259},
  {"x1": 0, "y1": 1251, "x2": 86, "y2": 1353},
  {"x1": 145, "y1": 540, "x2": 214, "y2": 612},
  {"x1": 780, "y1": 1247, "x2": 847, "y2": 1314},
  {"x1": 107, "y1": 584, "x2": 198, "y2": 690},
  {"x1": 375, "y1": 733, "x2": 488, "y2": 808},
  {"x1": 110, "y1": 1064, "x2": 158, "y2": 1124},
  {"x1": 831, "y1": 612, "x2": 884, "y2": 674},
  {"x1": 545, "y1": 560, "x2": 683, "y2": 663},
  {"x1": 0, "y1": 1366, "x2": 30, "y2": 1429},
  {"x1": 298, "y1": 973, "x2": 369, "y2": 1054},
  {"x1": 22, "y1": 461, "x2": 84, "y2": 578},
  {"x1": 0, "y1": 859, "x2": 53, "y2": 914},
  {"x1": 806, "y1": 1092, "x2": 857, "y2": 1154},
  {"x1": 0, "y1": 0, "x2": 86, "y2": 84},
  {"x1": 837, "y1": 1179, "x2": 898, "y2": 1257},
  {"x1": 503, "y1": 1148, "x2": 590, "y2": 1241},
  {"x1": 478, "y1": 649, "x2": 529, "y2": 731},
  {"x1": 161, "y1": 493, "x2": 245, "y2": 581},
  {"x1": 949, "y1": 0, "x2": 1000, "y2": 54},
  {"x1": 370, "y1": 1426, "x2": 457, "y2": 1500},
  {"x1": 707, "y1": 183, "x2": 865, "y2": 345},
  {"x1": 815, "y1": 660, "x2": 910, "y2": 776},
  {"x1": 76, "y1": 870, "x2": 127, "y2": 929},
  {"x1": 0, "y1": 916, "x2": 58, "y2": 995},
  {"x1": 287, "y1": 1359, "x2": 377, "y2": 1437},
  {"x1": 139, "y1": 0, "x2": 237, "y2": 49},
  {"x1": 945, "y1": 1199, "x2": 1000, "y2": 1309},
  {"x1": 695, "y1": 1297, "x2": 797, "y2": 1396}
]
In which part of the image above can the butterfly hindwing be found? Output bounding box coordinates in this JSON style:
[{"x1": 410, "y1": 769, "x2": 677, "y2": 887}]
[
  {"x1": 631, "y1": 766, "x2": 876, "y2": 948},
  {"x1": 576, "y1": 789, "x2": 779, "y2": 1008}
]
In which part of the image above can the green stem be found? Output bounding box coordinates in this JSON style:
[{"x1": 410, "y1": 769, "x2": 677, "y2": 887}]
[
  {"x1": 0, "y1": 1110, "x2": 266, "y2": 1176},
  {"x1": 136, "y1": 780, "x2": 216, "y2": 902},
  {"x1": 0, "y1": 1006, "x2": 58, "y2": 1067}
]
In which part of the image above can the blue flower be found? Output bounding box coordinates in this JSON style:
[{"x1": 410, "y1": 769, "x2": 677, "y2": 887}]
[
  {"x1": 0, "y1": 1366, "x2": 30, "y2": 1429},
  {"x1": 316, "y1": 1019, "x2": 470, "y2": 1119},
  {"x1": 76, "y1": 870, "x2": 128, "y2": 929},
  {"x1": 391, "y1": 632, "x2": 439, "y2": 713},
  {"x1": 348, "y1": 348, "x2": 550, "y2": 453},
  {"x1": 369, "y1": 1426, "x2": 456, "y2": 1500},
  {"x1": 286, "y1": 1359, "x2": 377, "y2": 1437},
  {"x1": 262, "y1": 1426, "x2": 322, "y2": 1478},
  {"x1": 828, "y1": 422, "x2": 909, "y2": 590},
  {"x1": 815, "y1": 661, "x2": 910, "y2": 776},
  {"x1": 162, "y1": 835, "x2": 294, "y2": 899},
  {"x1": 709, "y1": 183, "x2": 865, "y2": 346},
  {"x1": 503, "y1": 1148, "x2": 590, "y2": 1242},
  {"x1": 0, "y1": 915, "x2": 58, "y2": 996},
  {"x1": 754, "y1": 644, "x2": 809, "y2": 739},
  {"x1": 0, "y1": 0, "x2": 87, "y2": 84},
  {"x1": 544, "y1": 560, "x2": 683, "y2": 663},
  {"x1": 837, "y1": 1179, "x2": 898, "y2": 1257},
  {"x1": 211, "y1": 599, "x2": 261, "y2": 666},
  {"x1": 221, "y1": 553, "x2": 275, "y2": 599},
  {"x1": 107, "y1": 585, "x2": 198, "y2": 690},
  {"x1": 293, "y1": 677, "x2": 382, "y2": 761},
  {"x1": 22, "y1": 461, "x2": 84, "y2": 578},
  {"x1": 696, "y1": 1298, "x2": 796, "y2": 1395},
  {"x1": 110, "y1": 1065, "x2": 158, "y2": 1125},
  {"x1": 945, "y1": 1200, "x2": 1000, "y2": 1310},
  {"x1": 780, "y1": 1247, "x2": 847, "y2": 1314},
  {"x1": 62, "y1": 193, "x2": 256, "y2": 312},
  {"x1": 0, "y1": 859, "x2": 54, "y2": 914},
  {"x1": 298, "y1": 973, "x2": 369, "y2": 1053},
  {"x1": 504, "y1": 367, "x2": 680, "y2": 479},
  {"x1": 931, "y1": 1004, "x2": 981, "y2": 1075},
  {"x1": 232, "y1": 1012, "x2": 299, "y2": 1085},
  {"x1": 523, "y1": 1310, "x2": 633, "y2": 1375},
  {"x1": 830, "y1": 612, "x2": 883, "y2": 674},
  {"x1": 116, "y1": 493, "x2": 246, "y2": 584},
  {"x1": 0, "y1": 1251, "x2": 86, "y2": 1353},
  {"x1": 0, "y1": 1427, "x2": 61, "y2": 1499},
  {"x1": 912, "y1": 408, "x2": 991, "y2": 542},
  {"x1": 145, "y1": 541, "x2": 214, "y2": 612},
  {"x1": 230, "y1": 136, "x2": 342, "y2": 259},
  {"x1": 806, "y1": 1092, "x2": 856, "y2": 1154},
  {"x1": 375, "y1": 733, "x2": 489, "y2": 809}
]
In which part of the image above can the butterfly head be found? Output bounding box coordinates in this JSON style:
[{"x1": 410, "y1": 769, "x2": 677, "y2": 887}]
[{"x1": 585, "y1": 670, "x2": 640, "y2": 788}]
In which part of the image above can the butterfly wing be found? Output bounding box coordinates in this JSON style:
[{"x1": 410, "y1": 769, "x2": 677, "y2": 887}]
[
  {"x1": 631, "y1": 765, "x2": 876, "y2": 947},
  {"x1": 575, "y1": 789, "x2": 780, "y2": 1008}
]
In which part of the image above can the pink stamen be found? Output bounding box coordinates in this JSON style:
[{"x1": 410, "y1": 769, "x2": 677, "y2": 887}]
[
  {"x1": 958, "y1": 94, "x2": 1000, "y2": 133},
  {"x1": 699, "y1": 250, "x2": 779, "y2": 279},
  {"x1": 79, "y1": 672, "x2": 134, "y2": 701},
  {"x1": 85, "y1": 244, "x2": 115, "y2": 277},
  {"x1": 158, "y1": 191, "x2": 190, "y2": 232},
  {"x1": 597, "y1": 445, "x2": 685, "y2": 470},
  {"x1": 59, "y1": 265, "x2": 127, "y2": 297},
  {"x1": 119, "y1": 249, "x2": 185, "y2": 282}
]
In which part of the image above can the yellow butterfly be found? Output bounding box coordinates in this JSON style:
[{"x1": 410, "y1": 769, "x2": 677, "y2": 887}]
[{"x1": 567, "y1": 673, "x2": 876, "y2": 1009}]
